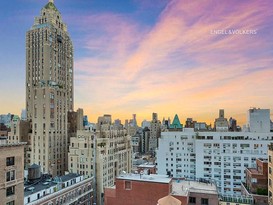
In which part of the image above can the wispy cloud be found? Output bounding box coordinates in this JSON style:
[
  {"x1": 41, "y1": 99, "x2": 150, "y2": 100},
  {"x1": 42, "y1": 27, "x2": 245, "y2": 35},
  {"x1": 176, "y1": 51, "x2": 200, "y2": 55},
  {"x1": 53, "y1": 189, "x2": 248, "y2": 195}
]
[{"x1": 72, "y1": 0, "x2": 273, "y2": 124}]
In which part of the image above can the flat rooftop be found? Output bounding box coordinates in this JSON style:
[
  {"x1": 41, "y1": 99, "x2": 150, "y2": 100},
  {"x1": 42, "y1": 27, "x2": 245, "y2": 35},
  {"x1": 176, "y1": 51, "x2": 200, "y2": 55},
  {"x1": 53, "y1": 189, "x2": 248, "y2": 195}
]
[
  {"x1": 24, "y1": 173, "x2": 81, "y2": 197},
  {"x1": 172, "y1": 179, "x2": 218, "y2": 196},
  {"x1": 117, "y1": 174, "x2": 171, "y2": 184},
  {"x1": 0, "y1": 142, "x2": 27, "y2": 147},
  {"x1": 137, "y1": 164, "x2": 156, "y2": 168}
]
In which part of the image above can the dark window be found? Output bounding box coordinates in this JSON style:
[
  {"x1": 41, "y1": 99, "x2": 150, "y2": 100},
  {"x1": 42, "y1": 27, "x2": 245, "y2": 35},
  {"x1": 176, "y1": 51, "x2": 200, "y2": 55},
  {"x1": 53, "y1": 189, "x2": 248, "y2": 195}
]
[
  {"x1": 6, "y1": 171, "x2": 15, "y2": 182},
  {"x1": 6, "y1": 157, "x2": 15, "y2": 166},
  {"x1": 201, "y1": 198, "x2": 209, "y2": 205},
  {"x1": 125, "y1": 181, "x2": 131, "y2": 190},
  {"x1": 189, "y1": 197, "x2": 196, "y2": 203},
  {"x1": 6, "y1": 186, "x2": 15, "y2": 196},
  {"x1": 6, "y1": 201, "x2": 15, "y2": 205}
]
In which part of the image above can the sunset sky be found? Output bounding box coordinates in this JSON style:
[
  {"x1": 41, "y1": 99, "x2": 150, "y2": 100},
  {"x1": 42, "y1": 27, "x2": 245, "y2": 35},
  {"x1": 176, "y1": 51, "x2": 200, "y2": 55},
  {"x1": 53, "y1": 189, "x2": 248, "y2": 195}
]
[{"x1": 0, "y1": 0, "x2": 273, "y2": 125}]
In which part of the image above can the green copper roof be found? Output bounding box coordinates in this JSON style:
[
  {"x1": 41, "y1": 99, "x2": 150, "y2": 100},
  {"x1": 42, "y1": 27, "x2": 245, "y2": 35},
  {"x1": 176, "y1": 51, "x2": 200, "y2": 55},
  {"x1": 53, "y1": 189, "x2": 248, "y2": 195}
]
[
  {"x1": 12, "y1": 115, "x2": 20, "y2": 122},
  {"x1": 170, "y1": 114, "x2": 183, "y2": 129},
  {"x1": 44, "y1": 2, "x2": 59, "y2": 12}
]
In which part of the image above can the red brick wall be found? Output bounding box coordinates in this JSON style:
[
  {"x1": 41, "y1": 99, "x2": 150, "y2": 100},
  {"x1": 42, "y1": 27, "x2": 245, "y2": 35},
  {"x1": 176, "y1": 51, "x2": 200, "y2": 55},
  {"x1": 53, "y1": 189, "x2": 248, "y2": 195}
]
[
  {"x1": 173, "y1": 195, "x2": 188, "y2": 205},
  {"x1": 104, "y1": 179, "x2": 171, "y2": 205},
  {"x1": 256, "y1": 159, "x2": 268, "y2": 176}
]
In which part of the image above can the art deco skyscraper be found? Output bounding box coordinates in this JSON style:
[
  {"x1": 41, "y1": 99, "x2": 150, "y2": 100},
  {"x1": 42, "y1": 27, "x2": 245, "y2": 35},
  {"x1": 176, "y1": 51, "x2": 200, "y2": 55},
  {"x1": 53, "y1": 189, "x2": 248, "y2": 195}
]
[{"x1": 26, "y1": 0, "x2": 73, "y2": 176}]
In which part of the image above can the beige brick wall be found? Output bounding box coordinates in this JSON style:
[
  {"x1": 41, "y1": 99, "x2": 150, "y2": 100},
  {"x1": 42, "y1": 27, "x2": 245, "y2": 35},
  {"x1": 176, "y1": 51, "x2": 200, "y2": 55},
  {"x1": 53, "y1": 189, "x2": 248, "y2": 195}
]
[{"x1": 0, "y1": 144, "x2": 25, "y2": 205}]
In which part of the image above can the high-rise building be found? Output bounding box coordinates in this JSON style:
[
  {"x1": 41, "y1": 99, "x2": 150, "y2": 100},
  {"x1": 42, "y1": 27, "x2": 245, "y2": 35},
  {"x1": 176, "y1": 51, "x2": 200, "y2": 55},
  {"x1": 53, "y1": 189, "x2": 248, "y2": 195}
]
[
  {"x1": 83, "y1": 115, "x2": 89, "y2": 127},
  {"x1": 149, "y1": 113, "x2": 161, "y2": 152},
  {"x1": 26, "y1": 0, "x2": 74, "y2": 175},
  {"x1": 132, "y1": 114, "x2": 137, "y2": 127},
  {"x1": 21, "y1": 109, "x2": 27, "y2": 121},
  {"x1": 68, "y1": 128, "x2": 132, "y2": 205},
  {"x1": 214, "y1": 109, "x2": 229, "y2": 131},
  {"x1": 157, "y1": 129, "x2": 273, "y2": 196},
  {"x1": 141, "y1": 119, "x2": 150, "y2": 129},
  {"x1": 246, "y1": 108, "x2": 270, "y2": 133},
  {"x1": 0, "y1": 113, "x2": 14, "y2": 128}
]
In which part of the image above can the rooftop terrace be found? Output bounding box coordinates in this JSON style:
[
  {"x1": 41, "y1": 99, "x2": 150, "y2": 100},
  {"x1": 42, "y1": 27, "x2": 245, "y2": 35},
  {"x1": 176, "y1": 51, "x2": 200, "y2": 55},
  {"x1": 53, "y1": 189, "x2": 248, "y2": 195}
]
[
  {"x1": 24, "y1": 173, "x2": 81, "y2": 197},
  {"x1": 117, "y1": 173, "x2": 171, "y2": 184},
  {"x1": 172, "y1": 179, "x2": 218, "y2": 196}
]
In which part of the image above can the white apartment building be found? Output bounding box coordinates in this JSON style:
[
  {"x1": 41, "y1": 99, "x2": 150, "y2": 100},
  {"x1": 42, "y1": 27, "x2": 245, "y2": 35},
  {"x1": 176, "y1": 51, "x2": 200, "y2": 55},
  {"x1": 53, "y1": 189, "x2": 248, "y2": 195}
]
[
  {"x1": 68, "y1": 127, "x2": 132, "y2": 205},
  {"x1": 157, "y1": 129, "x2": 273, "y2": 195},
  {"x1": 246, "y1": 108, "x2": 270, "y2": 132}
]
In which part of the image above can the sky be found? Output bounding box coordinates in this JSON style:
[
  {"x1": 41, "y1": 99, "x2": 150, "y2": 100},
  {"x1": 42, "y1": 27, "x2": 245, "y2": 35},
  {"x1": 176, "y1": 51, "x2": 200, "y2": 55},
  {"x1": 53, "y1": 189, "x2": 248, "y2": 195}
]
[{"x1": 0, "y1": 0, "x2": 273, "y2": 125}]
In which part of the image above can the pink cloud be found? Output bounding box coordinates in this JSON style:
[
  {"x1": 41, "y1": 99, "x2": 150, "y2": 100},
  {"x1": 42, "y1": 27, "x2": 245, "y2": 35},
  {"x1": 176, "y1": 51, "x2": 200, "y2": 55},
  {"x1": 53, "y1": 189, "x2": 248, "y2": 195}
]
[{"x1": 73, "y1": 0, "x2": 273, "y2": 123}]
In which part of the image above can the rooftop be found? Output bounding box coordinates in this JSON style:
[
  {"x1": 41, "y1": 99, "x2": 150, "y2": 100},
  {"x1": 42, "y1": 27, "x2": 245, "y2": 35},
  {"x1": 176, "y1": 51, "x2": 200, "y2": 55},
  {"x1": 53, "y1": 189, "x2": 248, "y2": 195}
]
[
  {"x1": 137, "y1": 164, "x2": 156, "y2": 168},
  {"x1": 172, "y1": 179, "x2": 218, "y2": 196},
  {"x1": 117, "y1": 174, "x2": 171, "y2": 184},
  {"x1": 0, "y1": 141, "x2": 27, "y2": 147},
  {"x1": 24, "y1": 173, "x2": 81, "y2": 197},
  {"x1": 170, "y1": 114, "x2": 183, "y2": 129}
]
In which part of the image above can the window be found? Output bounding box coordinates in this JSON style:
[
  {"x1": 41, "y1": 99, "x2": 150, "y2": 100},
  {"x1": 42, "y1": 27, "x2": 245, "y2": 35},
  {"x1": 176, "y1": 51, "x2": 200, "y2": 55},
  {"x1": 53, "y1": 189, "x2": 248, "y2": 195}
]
[
  {"x1": 6, "y1": 171, "x2": 15, "y2": 182},
  {"x1": 201, "y1": 198, "x2": 209, "y2": 205},
  {"x1": 6, "y1": 201, "x2": 15, "y2": 205},
  {"x1": 252, "y1": 178, "x2": 257, "y2": 183},
  {"x1": 6, "y1": 157, "x2": 15, "y2": 166},
  {"x1": 189, "y1": 197, "x2": 196, "y2": 203},
  {"x1": 125, "y1": 181, "x2": 131, "y2": 190},
  {"x1": 6, "y1": 186, "x2": 15, "y2": 196}
]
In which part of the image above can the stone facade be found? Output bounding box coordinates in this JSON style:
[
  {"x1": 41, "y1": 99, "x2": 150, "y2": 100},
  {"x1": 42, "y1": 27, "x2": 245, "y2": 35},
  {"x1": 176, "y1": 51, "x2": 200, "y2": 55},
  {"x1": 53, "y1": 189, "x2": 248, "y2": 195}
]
[
  {"x1": 26, "y1": 0, "x2": 73, "y2": 175},
  {"x1": 68, "y1": 125, "x2": 132, "y2": 205}
]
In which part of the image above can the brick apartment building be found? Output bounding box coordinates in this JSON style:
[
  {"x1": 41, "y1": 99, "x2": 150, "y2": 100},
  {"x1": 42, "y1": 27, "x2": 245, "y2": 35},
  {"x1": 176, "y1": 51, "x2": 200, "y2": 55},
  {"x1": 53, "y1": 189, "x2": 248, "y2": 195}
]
[
  {"x1": 0, "y1": 137, "x2": 26, "y2": 205},
  {"x1": 268, "y1": 144, "x2": 273, "y2": 205},
  {"x1": 104, "y1": 174, "x2": 219, "y2": 205},
  {"x1": 104, "y1": 174, "x2": 173, "y2": 205},
  {"x1": 241, "y1": 158, "x2": 268, "y2": 205}
]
